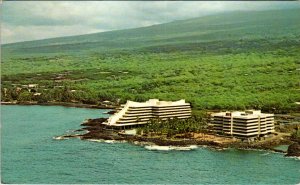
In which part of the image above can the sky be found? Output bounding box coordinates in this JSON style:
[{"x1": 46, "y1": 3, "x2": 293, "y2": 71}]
[{"x1": 1, "y1": 1, "x2": 300, "y2": 44}]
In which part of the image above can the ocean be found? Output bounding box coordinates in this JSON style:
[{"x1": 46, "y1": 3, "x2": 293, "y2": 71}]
[{"x1": 1, "y1": 105, "x2": 299, "y2": 184}]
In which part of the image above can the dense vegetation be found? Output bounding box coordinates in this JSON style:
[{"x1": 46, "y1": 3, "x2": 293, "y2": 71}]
[
  {"x1": 1, "y1": 9, "x2": 300, "y2": 113},
  {"x1": 291, "y1": 126, "x2": 300, "y2": 141},
  {"x1": 136, "y1": 112, "x2": 209, "y2": 138}
]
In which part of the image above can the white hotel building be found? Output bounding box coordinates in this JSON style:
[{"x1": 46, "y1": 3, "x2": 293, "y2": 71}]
[
  {"x1": 103, "y1": 99, "x2": 191, "y2": 128},
  {"x1": 211, "y1": 110, "x2": 275, "y2": 138}
]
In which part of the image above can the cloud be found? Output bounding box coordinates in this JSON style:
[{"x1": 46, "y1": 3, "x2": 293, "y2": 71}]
[
  {"x1": 2, "y1": 1, "x2": 300, "y2": 44},
  {"x1": 1, "y1": 23, "x2": 102, "y2": 44}
]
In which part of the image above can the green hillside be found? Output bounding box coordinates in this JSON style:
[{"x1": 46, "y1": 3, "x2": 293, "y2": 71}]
[
  {"x1": 2, "y1": 9, "x2": 300, "y2": 113},
  {"x1": 3, "y1": 9, "x2": 300, "y2": 56}
]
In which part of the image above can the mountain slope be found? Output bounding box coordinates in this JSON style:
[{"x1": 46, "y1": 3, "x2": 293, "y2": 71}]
[
  {"x1": 1, "y1": 8, "x2": 300, "y2": 112},
  {"x1": 3, "y1": 8, "x2": 300, "y2": 56}
]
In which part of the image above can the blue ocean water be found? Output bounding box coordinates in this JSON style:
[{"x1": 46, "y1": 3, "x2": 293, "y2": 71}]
[{"x1": 1, "y1": 105, "x2": 299, "y2": 184}]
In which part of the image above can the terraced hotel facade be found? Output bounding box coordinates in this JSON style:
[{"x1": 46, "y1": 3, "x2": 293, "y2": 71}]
[
  {"x1": 211, "y1": 110, "x2": 275, "y2": 138},
  {"x1": 103, "y1": 99, "x2": 191, "y2": 128}
]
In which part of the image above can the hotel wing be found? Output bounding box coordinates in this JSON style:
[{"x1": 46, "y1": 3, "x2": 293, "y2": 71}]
[{"x1": 103, "y1": 99, "x2": 192, "y2": 128}]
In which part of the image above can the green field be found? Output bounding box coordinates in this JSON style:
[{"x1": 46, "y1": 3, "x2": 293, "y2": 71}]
[{"x1": 1, "y1": 9, "x2": 300, "y2": 113}]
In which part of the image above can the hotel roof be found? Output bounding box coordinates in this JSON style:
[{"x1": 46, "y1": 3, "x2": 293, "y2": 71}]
[
  {"x1": 124, "y1": 99, "x2": 189, "y2": 108},
  {"x1": 212, "y1": 110, "x2": 274, "y2": 119}
]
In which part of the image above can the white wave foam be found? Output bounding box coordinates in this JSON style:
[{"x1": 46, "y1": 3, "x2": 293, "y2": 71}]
[
  {"x1": 105, "y1": 140, "x2": 117, "y2": 143},
  {"x1": 145, "y1": 145, "x2": 172, "y2": 151},
  {"x1": 87, "y1": 139, "x2": 127, "y2": 144},
  {"x1": 145, "y1": 145, "x2": 198, "y2": 151},
  {"x1": 87, "y1": 139, "x2": 105, "y2": 142},
  {"x1": 132, "y1": 141, "x2": 150, "y2": 146},
  {"x1": 286, "y1": 156, "x2": 300, "y2": 161},
  {"x1": 53, "y1": 136, "x2": 69, "y2": 140},
  {"x1": 105, "y1": 140, "x2": 127, "y2": 143}
]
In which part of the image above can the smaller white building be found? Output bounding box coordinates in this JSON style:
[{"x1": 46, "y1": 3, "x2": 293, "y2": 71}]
[{"x1": 211, "y1": 110, "x2": 275, "y2": 138}]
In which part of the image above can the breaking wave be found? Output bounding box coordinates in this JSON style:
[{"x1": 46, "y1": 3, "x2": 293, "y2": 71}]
[
  {"x1": 87, "y1": 139, "x2": 127, "y2": 144},
  {"x1": 145, "y1": 145, "x2": 198, "y2": 151},
  {"x1": 53, "y1": 136, "x2": 69, "y2": 140}
]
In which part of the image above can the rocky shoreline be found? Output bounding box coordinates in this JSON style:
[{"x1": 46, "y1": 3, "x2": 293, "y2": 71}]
[
  {"x1": 57, "y1": 117, "x2": 300, "y2": 156},
  {"x1": 1, "y1": 101, "x2": 117, "y2": 109},
  {"x1": 4, "y1": 102, "x2": 298, "y2": 156}
]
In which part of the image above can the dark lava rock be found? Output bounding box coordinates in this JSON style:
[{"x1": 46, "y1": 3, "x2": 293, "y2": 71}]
[
  {"x1": 286, "y1": 142, "x2": 300, "y2": 157},
  {"x1": 74, "y1": 128, "x2": 85, "y2": 132},
  {"x1": 107, "y1": 110, "x2": 116, "y2": 114},
  {"x1": 81, "y1": 118, "x2": 108, "y2": 126},
  {"x1": 128, "y1": 136, "x2": 220, "y2": 147},
  {"x1": 81, "y1": 130, "x2": 125, "y2": 140}
]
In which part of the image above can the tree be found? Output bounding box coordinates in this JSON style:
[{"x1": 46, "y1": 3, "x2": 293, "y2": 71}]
[
  {"x1": 61, "y1": 86, "x2": 72, "y2": 102},
  {"x1": 17, "y1": 91, "x2": 32, "y2": 102}
]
